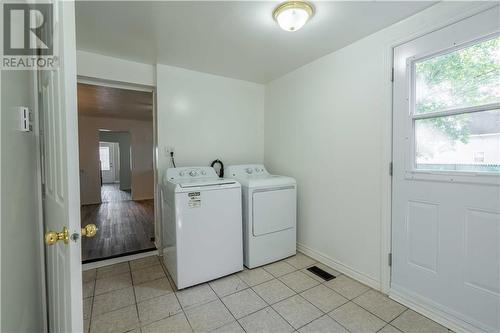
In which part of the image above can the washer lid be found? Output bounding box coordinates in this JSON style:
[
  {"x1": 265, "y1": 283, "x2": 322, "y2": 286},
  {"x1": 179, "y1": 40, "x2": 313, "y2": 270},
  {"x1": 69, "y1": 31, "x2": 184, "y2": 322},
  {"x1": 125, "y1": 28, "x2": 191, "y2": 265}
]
[
  {"x1": 177, "y1": 178, "x2": 239, "y2": 188},
  {"x1": 232, "y1": 174, "x2": 296, "y2": 188},
  {"x1": 225, "y1": 164, "x2": 295, "y2": 188},
  {"x1": 164, "y1": 166, "x2": 240, "y2": 191}
]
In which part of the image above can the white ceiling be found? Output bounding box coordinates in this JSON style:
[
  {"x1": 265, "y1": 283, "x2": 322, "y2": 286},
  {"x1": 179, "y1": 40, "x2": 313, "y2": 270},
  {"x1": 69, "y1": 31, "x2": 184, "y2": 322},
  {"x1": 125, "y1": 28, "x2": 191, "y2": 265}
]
[{"x1": 75, "y1": 1, "x2": 435, "y2": 83}]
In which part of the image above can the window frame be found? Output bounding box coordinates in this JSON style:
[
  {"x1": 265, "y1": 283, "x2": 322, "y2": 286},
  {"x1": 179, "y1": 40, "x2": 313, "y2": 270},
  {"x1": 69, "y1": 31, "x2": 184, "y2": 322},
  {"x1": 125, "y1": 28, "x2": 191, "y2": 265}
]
[{"x1": 405, "y1": 32, "x2": 500, "y2": 184}]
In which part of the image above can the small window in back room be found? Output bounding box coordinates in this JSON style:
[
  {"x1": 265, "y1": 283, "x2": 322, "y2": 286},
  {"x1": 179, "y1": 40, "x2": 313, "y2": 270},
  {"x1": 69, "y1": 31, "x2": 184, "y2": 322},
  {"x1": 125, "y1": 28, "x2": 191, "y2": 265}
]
[
  {"x1": 412, "y1": 35, "x2": 500, "y2": 173},
  {"x1": 99, "y1": 146, "x2": 110, "y2": 171}
]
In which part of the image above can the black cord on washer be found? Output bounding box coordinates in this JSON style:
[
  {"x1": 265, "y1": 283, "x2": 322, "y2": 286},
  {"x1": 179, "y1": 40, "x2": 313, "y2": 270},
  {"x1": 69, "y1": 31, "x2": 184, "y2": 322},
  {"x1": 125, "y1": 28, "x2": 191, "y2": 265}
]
[
  {"x1": 210, "y1": 159, "x2": 224, "y2": 178},
  {"x1": 170, "y1": 151, "x2": 176, "y2": 168}
]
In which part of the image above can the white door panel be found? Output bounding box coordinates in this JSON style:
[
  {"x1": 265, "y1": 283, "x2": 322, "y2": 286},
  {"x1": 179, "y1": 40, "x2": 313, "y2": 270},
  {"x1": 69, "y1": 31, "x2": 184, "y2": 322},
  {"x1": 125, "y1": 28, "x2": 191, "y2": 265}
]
[
  {"x1": 392, "y1": 6, "x2": 500, "y2": 333},
  {"x1": 39, "y1": 1, "x2": 82, "y2": 332}
]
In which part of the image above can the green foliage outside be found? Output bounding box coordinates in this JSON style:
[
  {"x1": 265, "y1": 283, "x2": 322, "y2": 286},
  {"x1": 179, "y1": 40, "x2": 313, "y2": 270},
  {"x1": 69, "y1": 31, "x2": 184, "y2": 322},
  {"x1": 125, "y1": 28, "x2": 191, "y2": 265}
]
[{"x1": 415, "y1": 37, "x2": 499, "y2": 144}]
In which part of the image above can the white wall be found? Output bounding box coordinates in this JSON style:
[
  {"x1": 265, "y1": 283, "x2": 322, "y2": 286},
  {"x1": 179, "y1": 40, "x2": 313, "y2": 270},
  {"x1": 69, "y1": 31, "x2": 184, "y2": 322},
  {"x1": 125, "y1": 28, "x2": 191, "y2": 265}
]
[
  {"x1": 264, "y1": 2, "x2": 494, "y2": 289},
  {"x1": 1, "y1": 71, "x2": 45, "y2": 332},
  {"x1": 79, "y1": 116, "x2": 154, "y2": 204},
  {"x1": 77, "y1": 50, "x2": 154, "y2": 86},
  {"x1": 156, "y1": 64, "x2": 265, "y2": 174}
]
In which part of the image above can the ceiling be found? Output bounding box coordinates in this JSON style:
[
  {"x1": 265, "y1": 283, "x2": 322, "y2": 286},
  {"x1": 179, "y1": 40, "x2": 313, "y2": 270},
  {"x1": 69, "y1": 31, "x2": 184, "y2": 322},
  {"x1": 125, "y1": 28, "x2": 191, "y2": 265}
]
[
  {"x1": 75, "y1": 1, "x2": 435, "y2": 83},
  {"x1": 78, "y1": 83, "x2": 153, "y2": 121}
]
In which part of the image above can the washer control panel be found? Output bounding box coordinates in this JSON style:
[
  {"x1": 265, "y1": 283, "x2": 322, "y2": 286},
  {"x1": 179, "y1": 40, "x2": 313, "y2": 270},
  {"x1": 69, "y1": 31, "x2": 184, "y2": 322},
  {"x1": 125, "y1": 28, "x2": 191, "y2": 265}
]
[
  {"x1": 226, "y1": 164, "x2": 269, "y2": 178},
  {"x1": 167, "y1": 167, "x2": 217, "y2": 180}
]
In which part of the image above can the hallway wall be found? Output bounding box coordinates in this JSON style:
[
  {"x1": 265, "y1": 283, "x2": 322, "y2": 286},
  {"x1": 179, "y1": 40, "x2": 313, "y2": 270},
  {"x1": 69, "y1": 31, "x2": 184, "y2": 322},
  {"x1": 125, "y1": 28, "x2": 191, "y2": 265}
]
[{"x1": 79, "y1": 116, "x2": 153, "y2": 204}]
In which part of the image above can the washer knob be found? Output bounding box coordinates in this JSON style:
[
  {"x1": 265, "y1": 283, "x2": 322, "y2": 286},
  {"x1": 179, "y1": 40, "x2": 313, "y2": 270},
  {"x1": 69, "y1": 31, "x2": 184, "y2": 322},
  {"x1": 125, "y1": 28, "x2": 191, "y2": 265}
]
[
  {"x1": 189, "y1": 170, "x2": 197, "y2": 177},
  {"x1": 179, "y1": 171, "x2": 185, "y2": 176},
  {"x1": 246, "y1": 168, "x2": 253, "y2": 174},
  {"x1": 201, "y1": 170, "x2": 206, "y2": 175}
]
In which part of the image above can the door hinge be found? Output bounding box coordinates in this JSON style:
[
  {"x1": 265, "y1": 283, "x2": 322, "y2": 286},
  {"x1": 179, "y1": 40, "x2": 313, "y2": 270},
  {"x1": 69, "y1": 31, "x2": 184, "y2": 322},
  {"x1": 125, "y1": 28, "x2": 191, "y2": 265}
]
[
  {"x1": 391, "y1": 67, "x2": 394, "y2": 82},
  {"x1": 388, "y1": 253, "x2": 392, "y2": 267},
  {"x1": 389, "y1": 162, "x2": 393, "y2": 176}
]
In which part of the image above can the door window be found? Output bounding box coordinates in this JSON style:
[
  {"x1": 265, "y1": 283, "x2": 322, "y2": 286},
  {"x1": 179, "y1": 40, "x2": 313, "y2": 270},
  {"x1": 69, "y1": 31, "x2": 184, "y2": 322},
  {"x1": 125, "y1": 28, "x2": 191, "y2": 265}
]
[{"x1": 411, "y1": 36, "x2": 500, "y2": 173}]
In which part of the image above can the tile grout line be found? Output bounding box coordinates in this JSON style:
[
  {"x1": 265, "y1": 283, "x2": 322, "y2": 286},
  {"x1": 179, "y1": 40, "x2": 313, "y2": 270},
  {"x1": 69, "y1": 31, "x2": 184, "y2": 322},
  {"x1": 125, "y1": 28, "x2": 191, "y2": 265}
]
[
  {"x1": 249, "y1": 288, "x2": 299, "y2": 331},
  {"x1": 239, "y1": 270, "x2": 328, "y2": 331},
  {"x1": 206, "y1": 281, "x2": 242, "y2": 332},
  {"x1": 350, "y1": 289, "x2": 408, "y2": 325},
  {"x1": 388, "y1": 308, "x2": 410, "y2": 328},
  {"x1": 307, "y1": 313, "x2": 354, "y2": 333},
  {"x1": 128, "y1": 262, "x2": 141, "y2": 332},
  {"x1": 158, "y1": 258, "x2": 197, "y2": 333},
  {"x1": 86, "y1": 272, "x2": 96, "y2": 333},
  {"x1": 243, "y1": 264, "x2": 358, "y2": 332},
  {"x1": 92, "y1": 261, "x2": 173, "y2": 332}
]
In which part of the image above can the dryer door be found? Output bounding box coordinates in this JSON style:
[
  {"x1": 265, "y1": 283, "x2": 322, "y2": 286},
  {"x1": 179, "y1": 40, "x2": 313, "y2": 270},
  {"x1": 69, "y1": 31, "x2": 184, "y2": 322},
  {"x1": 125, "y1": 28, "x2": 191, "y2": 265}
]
[{"x1": 252, "y1": 186, "x2": 296, "y2": 236}]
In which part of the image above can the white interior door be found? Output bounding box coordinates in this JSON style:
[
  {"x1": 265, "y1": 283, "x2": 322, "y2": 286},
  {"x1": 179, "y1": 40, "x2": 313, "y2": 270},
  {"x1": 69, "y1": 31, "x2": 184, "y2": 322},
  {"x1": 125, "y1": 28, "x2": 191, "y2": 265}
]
[
  {"x1": 39, "y1": 1, "x2": 83, "y2": 332},
  {"x1": 100, "y1": 142, "x2": 119, "y2": 184},
  {"x1": 392, "y1": 7, "x2": 500, "y2": 333}
]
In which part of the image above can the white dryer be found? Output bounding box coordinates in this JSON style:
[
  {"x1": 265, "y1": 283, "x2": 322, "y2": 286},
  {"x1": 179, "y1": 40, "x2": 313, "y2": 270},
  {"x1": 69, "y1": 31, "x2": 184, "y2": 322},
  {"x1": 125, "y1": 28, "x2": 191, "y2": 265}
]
[
  {"x1": 161, "y1": 167, "x2": 243, "y2": 289},
  {"x1": 225, "y1": 164, "x2": 296, "y2": 268}
]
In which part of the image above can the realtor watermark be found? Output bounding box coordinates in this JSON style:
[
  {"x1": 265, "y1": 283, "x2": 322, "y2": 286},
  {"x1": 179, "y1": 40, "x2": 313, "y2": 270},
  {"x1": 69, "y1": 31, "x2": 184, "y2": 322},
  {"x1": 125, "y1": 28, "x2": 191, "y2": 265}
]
[{"x1": 2, "y1": 3, "x2": 58, "y2": 70}]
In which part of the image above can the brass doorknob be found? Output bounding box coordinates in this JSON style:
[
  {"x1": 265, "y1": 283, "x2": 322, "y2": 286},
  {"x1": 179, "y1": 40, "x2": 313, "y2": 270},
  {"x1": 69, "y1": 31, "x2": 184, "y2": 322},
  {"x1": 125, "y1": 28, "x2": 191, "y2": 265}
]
[
  {"x1": 45, "y1": 227, "x2": 69, "y2": 246},
  {"x1": 81, "y1": 224, "x2": 98, "y2": 238}
]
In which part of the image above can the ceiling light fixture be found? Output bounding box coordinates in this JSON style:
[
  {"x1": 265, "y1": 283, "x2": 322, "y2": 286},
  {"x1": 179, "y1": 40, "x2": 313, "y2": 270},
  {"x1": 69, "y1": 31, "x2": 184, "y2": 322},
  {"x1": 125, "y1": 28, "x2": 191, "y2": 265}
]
[{"x1": 273, "y1": 1, "x2": 314, "y2": 32}]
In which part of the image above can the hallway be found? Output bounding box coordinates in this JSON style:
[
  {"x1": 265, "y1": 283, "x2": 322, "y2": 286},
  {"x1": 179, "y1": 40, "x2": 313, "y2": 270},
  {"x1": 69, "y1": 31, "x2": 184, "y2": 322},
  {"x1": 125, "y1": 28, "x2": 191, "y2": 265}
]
[{"x1": 101, "y1": 184, "x2": 132, "y2": 203}]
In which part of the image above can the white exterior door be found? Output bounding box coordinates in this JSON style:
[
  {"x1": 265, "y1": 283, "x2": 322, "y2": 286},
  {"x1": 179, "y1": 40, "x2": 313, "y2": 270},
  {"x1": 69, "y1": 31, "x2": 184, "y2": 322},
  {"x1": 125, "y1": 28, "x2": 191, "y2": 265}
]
[
  {"x1": 100, "y1": 142, "x2": 119, "y2": 184},
  {"x1": 39, "y1": 1, "x2": 83, "y2": 332},
  {"x1": 392, "y1": 7, "x2": 500, "y2": 333}
]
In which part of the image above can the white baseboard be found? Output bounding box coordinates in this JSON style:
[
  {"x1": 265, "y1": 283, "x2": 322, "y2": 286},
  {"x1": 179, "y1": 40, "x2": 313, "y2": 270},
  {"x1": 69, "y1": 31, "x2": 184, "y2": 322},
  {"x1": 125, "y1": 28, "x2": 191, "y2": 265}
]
[
  {"x1": 390, "y1": 285, "x2": 493, "y2": 333},
  {"x1": 82, "y1": 249, "x2": 159, "y2": 270},
  {"x1": 297, "y1": 242, "x2": 381, "y2": 291}
]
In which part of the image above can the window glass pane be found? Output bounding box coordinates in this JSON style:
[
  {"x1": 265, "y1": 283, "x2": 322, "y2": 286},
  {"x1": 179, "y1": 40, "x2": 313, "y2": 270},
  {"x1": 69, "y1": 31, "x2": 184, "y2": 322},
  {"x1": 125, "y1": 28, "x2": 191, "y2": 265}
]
[
  {"x1": 99, "y1": 147, "x2": 110, "y2": 171},
  {"x1": 415, "y1": 110, "x2": 500, "y2": 172},
  {"x1": 415, "y1": 36, "x2": 500, "y2": 114}
]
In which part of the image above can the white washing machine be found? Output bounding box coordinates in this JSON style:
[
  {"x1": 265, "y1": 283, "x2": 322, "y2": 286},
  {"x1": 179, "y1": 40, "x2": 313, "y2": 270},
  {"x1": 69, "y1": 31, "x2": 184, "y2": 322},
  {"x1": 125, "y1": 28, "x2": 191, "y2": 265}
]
[
  {"x1": 161, "y1": 167, "x2": 243, "y2": 289},
  {"x1": 225, "y1": 164, "x2": 296, "y2": 268}
]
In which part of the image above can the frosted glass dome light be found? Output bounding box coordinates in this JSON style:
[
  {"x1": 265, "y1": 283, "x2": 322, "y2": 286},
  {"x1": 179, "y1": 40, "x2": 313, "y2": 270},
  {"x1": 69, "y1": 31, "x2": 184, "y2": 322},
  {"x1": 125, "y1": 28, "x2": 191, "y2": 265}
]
[{"x1": 273, "y1": 1, "x2": 314, "y2": 32}]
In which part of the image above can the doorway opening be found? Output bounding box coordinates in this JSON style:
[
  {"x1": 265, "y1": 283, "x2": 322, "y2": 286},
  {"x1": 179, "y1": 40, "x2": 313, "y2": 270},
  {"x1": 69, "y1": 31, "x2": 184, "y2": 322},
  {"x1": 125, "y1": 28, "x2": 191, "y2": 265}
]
[
  {"x1": 78, "y1": 83, "x2": 156, "y2": 263},
  {"x1": 99, "y1": 134, "x2": 132, "y2": 202}
]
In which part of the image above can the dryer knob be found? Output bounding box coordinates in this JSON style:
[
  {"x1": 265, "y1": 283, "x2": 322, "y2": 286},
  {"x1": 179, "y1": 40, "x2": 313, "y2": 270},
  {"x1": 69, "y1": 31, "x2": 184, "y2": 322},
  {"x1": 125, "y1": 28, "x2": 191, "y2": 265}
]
[
  {"x1": 246, "y1": 168, "x2": 253, "y2": 174},
  {"x1": 179, "y1": 171, "x2": 185, "y2": 176}
]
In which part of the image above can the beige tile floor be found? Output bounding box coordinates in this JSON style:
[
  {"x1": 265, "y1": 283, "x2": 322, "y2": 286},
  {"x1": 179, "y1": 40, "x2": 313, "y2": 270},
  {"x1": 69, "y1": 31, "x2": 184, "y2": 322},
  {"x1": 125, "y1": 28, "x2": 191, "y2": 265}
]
[{"x1": 82, "y1": 253, "x2": 454, "y2": 333}]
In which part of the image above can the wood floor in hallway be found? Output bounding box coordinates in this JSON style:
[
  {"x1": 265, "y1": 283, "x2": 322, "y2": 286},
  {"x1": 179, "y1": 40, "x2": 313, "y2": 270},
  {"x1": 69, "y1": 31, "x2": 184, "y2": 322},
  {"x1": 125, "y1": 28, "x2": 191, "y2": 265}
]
[
  {"x1": 81, "y1": 199, "x2": 155, "y2": 262},
  {"x1": 101, "y1": 184, "x2": 132, "y2": 202}
]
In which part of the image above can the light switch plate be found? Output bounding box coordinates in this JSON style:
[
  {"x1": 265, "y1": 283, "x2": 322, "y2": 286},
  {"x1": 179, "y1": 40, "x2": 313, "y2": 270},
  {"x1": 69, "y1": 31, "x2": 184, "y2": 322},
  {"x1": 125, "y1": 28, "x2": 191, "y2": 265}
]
[{"x1": 18, "y1": 106, "x2": 33, "y2": 132}]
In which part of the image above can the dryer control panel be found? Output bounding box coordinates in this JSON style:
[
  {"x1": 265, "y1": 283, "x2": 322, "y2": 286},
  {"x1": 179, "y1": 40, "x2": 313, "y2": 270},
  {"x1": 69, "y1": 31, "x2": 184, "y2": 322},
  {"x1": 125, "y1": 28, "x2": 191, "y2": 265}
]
[
  {"x1": 167, "y1": 167, "x2": 218, "y2": 181},
  {"x1": 225, "y1": 164, "x2": 269, "y2": 178}
]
